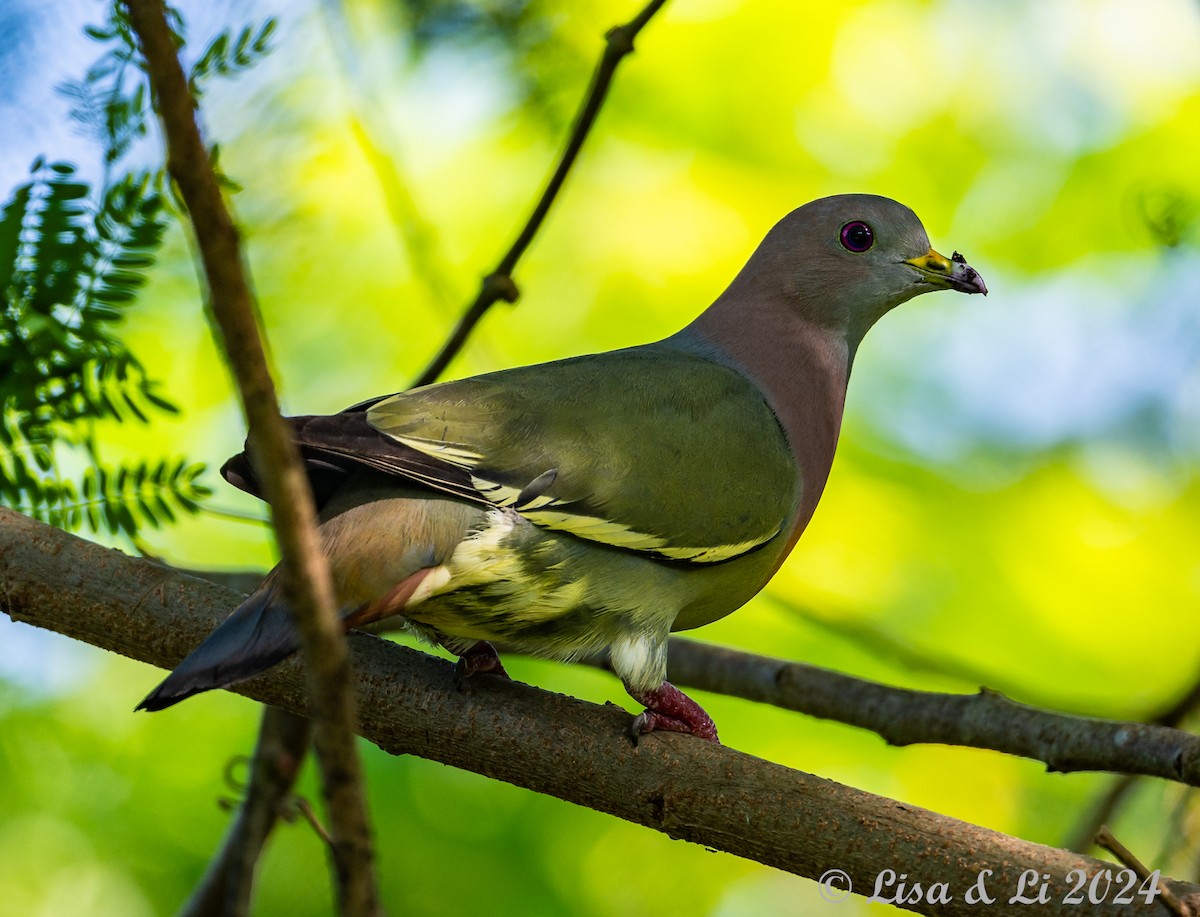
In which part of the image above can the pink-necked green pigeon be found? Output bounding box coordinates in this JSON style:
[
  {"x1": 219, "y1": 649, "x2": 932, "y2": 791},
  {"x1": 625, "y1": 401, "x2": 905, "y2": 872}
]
[{"x1": 138, "y1": 194, "x2": 986, "y2": 742}]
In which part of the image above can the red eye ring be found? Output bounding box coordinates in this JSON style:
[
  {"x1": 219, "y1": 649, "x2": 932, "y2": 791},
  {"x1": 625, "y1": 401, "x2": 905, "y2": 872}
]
[{"x1": 840, "y1": 221, "x2": 874, "y2": 253}]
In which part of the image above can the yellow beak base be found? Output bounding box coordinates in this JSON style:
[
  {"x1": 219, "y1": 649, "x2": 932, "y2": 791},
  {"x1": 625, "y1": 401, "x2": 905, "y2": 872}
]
[{"x1": 904, "y1": 248, "x2": 988, "y2": 295}]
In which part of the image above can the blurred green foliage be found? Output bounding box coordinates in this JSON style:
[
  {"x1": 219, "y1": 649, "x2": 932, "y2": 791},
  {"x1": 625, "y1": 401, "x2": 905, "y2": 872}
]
[
  {"x1": 0, "y1": 161, "x2": 209, "y2": 540},
  {"x1": 0, "y1": 3, "x2": 277, "y2": 543},
  {"x1": 2, "y1": 0, "x2": 1200, "y2": 914}
]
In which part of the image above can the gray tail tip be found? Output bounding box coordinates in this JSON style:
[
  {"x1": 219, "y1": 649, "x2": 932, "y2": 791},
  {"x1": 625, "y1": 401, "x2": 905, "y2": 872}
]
[
  {"x1": 133, "y1": 584, "x2": 304, "y2": 714},
  {"x1": 135, "y1": 679, "x2": 198, "y2": 713},
  {"x1": 135, "y1": 694, "x2": 174, "y2": 713}
]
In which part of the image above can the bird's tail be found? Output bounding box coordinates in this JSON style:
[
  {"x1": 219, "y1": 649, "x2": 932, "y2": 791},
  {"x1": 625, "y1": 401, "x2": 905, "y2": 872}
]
[{"x1": 136, "y1": 579, "x2": 300, "y2": 712}]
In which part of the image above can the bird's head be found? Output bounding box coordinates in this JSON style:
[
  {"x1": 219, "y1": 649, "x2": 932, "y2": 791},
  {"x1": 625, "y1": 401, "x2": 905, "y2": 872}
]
[{"x1": 734, "y1": 193, "x2": 986, "y2": 345}]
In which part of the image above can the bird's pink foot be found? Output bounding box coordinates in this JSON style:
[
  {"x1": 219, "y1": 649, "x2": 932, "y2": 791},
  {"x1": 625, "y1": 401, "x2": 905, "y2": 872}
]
[
  {"x1": 628, "y1": 681, "x2": 719, "y2": 744},
  {"x1": 453, "y1": 640, "x2": 510, "y2": 689}
]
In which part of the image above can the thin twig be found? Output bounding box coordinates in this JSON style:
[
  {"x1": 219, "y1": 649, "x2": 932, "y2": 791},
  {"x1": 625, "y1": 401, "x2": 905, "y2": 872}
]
[
  {"x1": 1155, "y1": 671, "x2": 1200, "y2": 732},
  {"x1": 1097, "y1": 827, "x2": 1192, "y2": 917},
  {"x1": 1069, "y1": 774, "x2": 1140, "y2": 854},
  {"x1": 120, "y1": 3, "x2": 382, "y2": 914},
  {"x1": 413, "y1": 0, "x2": 670, "y2": 386},
  {"x1": 1159, "y1": 786, "x2": 1200, "y2": 877},
  {"x1": 177, "y1": 568, "x2": 267, "y2": 597},
  {"x1": 294, "y1": 797, "x2": 336, "y2": 849},
  {"x1": 181, "y1": 708, "x2": 312, "y2": 917},
  {"x1": 660, "y1": 638, "x2": 1200, "y2": 786},
  {"x1": 767, "y1": 593, "x2": 1051, "y2": 704},
  {"x1": 1069, "y1": 667, "x2": 1200, "y2": 852}
]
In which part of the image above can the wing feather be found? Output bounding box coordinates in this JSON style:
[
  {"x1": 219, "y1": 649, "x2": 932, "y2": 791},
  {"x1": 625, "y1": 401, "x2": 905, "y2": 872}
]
[{"x1": 222, "y1": 346, "x2": 798, "y2": 566}]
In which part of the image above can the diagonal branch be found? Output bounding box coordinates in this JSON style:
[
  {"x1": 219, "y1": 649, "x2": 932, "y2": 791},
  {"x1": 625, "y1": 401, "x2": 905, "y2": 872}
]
[
  {"x1": 120, "y1": 2, "x2": 381, "y2": 913},
  {"x1": 171, "y1": 3, "x2": 670, "y2": 902},
  {"x1": 3, "y1": 507, "x2": 1199, "y2": 917},
  {"x1": 180, "y1": 707, "x2": 312, "y2": 917},
  {"x1": 413, "y1": 0, "x2": 670, "y2": 386},
  {"x1": 189, "y1": 567, "x2": 1200, "y2": 788},
  {"x1": 1098, "y1": 827, "x2": 1193, "y2": 917}
]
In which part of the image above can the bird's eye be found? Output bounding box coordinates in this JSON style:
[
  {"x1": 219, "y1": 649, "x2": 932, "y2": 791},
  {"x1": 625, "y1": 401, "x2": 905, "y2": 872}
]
[{"x1": 839, "y1": 221, "x2": 874, "y2": 253}]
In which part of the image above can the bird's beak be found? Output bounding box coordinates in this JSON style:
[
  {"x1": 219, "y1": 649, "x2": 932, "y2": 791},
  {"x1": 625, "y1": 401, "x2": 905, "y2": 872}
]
[{"x1": 903, "y1": 248, "x2": 988, "y2": 295}]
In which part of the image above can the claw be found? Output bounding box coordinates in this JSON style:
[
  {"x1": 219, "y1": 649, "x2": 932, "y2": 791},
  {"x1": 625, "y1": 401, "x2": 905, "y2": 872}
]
[
  {"x1": 453, "y1": 640, "x2": 510, "y2": 690},
  {"x1": 628, "y1": 681, "x2": 719, "y2": 744}
]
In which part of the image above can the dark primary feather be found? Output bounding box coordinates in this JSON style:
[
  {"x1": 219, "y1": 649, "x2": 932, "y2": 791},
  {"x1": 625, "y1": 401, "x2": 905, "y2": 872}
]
[{"x1": 220, "y1": 411, "x2": 484, "y2": 510}]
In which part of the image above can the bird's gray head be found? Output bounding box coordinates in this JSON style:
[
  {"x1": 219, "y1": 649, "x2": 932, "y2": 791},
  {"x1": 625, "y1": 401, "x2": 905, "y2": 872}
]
[{"x1": 730, "y1": 193, "x2": 986, "y2": 345}]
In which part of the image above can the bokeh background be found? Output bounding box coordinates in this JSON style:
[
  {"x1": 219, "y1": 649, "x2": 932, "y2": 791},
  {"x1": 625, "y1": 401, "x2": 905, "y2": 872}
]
[{"x1": 2, "y1": 0, "x2": 1199, "y2": 914}]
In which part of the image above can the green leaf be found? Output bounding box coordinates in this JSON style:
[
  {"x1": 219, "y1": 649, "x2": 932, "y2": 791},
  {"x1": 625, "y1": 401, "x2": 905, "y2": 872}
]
[
  {"x1": 0, "y1": 13, "x2": 247, "y2": 543},
  {"x1": 141, "y1": 385, "x2": 179, "y2": 415},
  {"x1": 91, "y1": 286, "x2": 137, "y2": 304},
  {"x1": 155, "y1": 492, "x2": 176, "y2": 524}
]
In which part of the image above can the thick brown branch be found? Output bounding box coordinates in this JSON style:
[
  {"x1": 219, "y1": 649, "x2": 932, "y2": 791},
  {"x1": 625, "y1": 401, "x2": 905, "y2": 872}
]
[
  {"x1": 120, "y1": 3, "x2": 381, "y2": 913},
  {"x1": 413, "y1": 0, "x2": 670, "y2": 386},
  {"x1": 180, "y1": 708, "x2": 312, "y2": 917},
  {"x1": 189, "y1": 568, "x2": 1200, "y2": 788},
  {"x1": 4, "y1": 509, "x2": 1200, "y2": 916}
]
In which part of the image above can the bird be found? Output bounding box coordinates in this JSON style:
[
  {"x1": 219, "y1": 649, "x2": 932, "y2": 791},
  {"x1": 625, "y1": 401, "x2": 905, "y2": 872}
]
[{"x1": 138, "y1": 194, "x2": 986, "y2": 742}]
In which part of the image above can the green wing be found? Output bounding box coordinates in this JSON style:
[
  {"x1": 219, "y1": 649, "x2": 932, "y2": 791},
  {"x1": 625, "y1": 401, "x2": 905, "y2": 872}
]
[{"x1": 367, "y1": 344, "x2": 798, "y2": 564}]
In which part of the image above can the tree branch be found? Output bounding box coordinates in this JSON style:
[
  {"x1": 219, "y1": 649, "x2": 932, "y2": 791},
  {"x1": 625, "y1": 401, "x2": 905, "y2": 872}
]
[
  {"x1": 1153, "y1": 670, "x2": 1200, "y2": 731},
  {"x1": 170, "y1": 3, "x2": 671, "y2": 900},
  {"x1": 189, "y1": 567, "x2": 1200, "y2": 788},
  {"x1": 1098, "y1": 828, "x2": 1192, "y2": 917},
  {"x1": 765, "y1": 594, "x2": 1053, "y2": 703},
  {"x1": 4, "y1": 508, "x2": 1200, "y2": 916},
  {"x1": 661, "y1": 640, "x2": 1200, "y2": 787},
  {"x1": 1068, "y1": 667, "x2": 1200, "y2": 852},
  {"x1": 180, "y1": 707, "x2": 312, "y2": 917},
  {"x1": 413, "y1": 0, "x2": 670, "y2": 386},
  {"x1": 120, "y1": 2, "x2": 381, "y2": 913}
]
